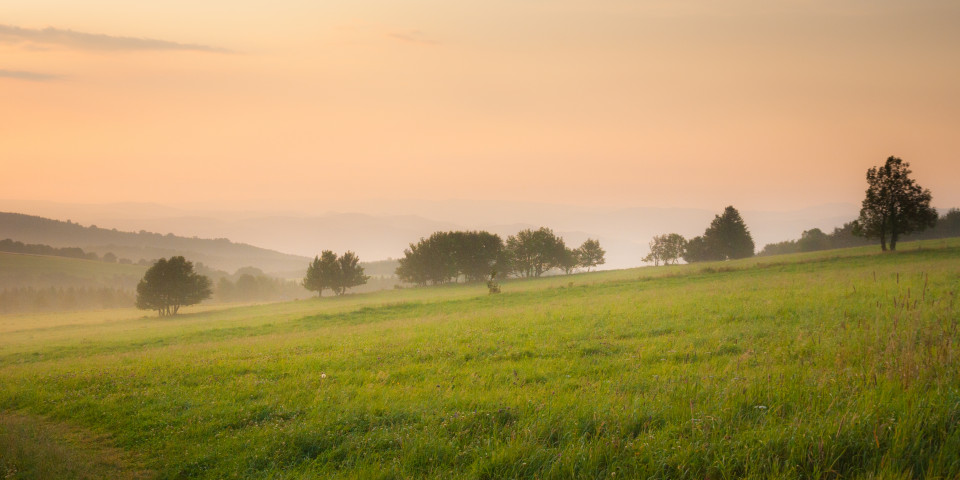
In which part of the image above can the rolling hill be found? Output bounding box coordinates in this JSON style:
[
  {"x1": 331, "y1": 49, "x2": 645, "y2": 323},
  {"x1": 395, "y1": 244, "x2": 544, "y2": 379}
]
[{"x1": 0, "y1": 212, "x2": 311, "y2": 276}]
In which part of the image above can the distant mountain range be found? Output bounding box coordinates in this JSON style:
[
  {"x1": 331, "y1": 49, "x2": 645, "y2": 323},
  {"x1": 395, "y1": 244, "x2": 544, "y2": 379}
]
[{"x1": 0, "y1": 199, "x2": 868, "y2": 270}]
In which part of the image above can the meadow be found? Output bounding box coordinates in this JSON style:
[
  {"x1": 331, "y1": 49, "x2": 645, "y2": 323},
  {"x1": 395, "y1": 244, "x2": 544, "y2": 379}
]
[{"x1": 1, "y1": 239, "x2": 959, "y2": 479}]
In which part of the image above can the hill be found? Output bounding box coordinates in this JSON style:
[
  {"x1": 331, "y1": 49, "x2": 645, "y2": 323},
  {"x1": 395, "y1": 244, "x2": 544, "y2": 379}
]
[
  {"x1": 0, "y1": 252, "x2": 145, "y2": 290},
  {"x1": 0, "y1": 212, "x2": 312, "y2": 275},
  {"x1": 2, "y1": 238, "x2": 959, "y2": 478}
]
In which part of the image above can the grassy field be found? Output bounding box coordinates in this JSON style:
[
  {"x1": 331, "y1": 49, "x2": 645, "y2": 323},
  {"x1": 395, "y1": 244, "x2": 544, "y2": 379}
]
[
  {"x1": 1, "y1": 239, "x2": 959, "y2": 479},
  {"x1": 0, "y1": 252, "x2": 145, "y2": 289}
]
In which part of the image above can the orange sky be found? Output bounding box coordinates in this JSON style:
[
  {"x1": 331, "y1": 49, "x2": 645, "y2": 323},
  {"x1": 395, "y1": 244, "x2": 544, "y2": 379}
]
[{"x1": 2, "y1": 0, "x2": 959, "y2": 212}]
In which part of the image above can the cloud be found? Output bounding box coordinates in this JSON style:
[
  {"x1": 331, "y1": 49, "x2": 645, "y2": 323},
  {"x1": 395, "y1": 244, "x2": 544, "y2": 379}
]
[
  {"x1": 0, "y1": 24, "x2": 232, "y2": 53},
  {"x1": 388, "y1": 30, "x2": 439, "y2": 46},
  {"x1": 0, "y1": 69, "x2": 64, "y2": 81}
]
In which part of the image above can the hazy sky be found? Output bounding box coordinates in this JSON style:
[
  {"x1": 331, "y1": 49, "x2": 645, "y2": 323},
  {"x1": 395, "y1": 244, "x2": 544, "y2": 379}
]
[{"x1": 3, "y1": 0, "x2": 959, "y2": 213}]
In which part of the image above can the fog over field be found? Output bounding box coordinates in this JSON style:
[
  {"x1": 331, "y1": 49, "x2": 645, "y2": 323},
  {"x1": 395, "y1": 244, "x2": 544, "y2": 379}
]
[
  {"x1": 0, "y1": 198, "x2": 864, "y2": 269},
  {"x1": 3, "y1": 0, "x2": 960, "y2": 476}
]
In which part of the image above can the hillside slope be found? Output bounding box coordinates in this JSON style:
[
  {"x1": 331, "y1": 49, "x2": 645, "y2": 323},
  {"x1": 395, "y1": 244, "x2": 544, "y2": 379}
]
[
  {"x1": 0, "y1": 212, "x2": 311, "y2": 275},
  {"x1": 2, "y1": 239, "x2": 958, "y2": 478}
]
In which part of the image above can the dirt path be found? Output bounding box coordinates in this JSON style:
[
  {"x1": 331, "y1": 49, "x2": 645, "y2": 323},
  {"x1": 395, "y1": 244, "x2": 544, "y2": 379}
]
[{"x1": 0, "y1": 411, "x2": 152, "y2": 480}]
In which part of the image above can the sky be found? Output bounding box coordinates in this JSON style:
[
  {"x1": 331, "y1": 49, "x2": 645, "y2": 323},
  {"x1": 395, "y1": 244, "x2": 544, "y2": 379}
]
[{"x1": 2, "y1": 0, "x2": 959, "y2": 214}]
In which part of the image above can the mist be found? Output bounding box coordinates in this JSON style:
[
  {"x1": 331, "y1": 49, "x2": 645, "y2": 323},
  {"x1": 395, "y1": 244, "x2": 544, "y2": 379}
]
[{"x1": 0, "y1": 198, "x2": 868, "y2": 270}]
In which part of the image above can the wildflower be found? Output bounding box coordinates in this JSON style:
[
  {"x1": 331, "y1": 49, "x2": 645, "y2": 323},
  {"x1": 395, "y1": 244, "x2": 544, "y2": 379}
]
[{"x1": 321, "y1": 373, "x2": 327, "y2": 379}]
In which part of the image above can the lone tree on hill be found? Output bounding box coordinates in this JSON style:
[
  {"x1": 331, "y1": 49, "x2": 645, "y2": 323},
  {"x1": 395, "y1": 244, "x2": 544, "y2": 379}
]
[
  {"x1": 853, "y1": 156, "x2": 937, "y2": 251},
  {"x1": 683, "y1": 206, "x2": 754, "y2": 262},
  {"x1": 303, "y1": 250, "x2": 369, "y2": 297},
  {"x1": 136, "y1": 256, "x2": 212, "y2": 316}
]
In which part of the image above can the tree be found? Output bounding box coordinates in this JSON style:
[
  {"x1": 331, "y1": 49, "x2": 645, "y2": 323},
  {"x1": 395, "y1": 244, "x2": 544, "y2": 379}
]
[
  {"x1": 135, "y1": 256, "x2": 212, "y2": 316},
  {"x1": 217, "y1": 277, "x2": 235, "y2": 302},
  {"x1": 395, "y1": 231, "x2": 507, "y2": 285},
  {"x1": 395, "y1": 242, "x2": 432, "y2": 286},
  {"x1": 557, "y1": 246, "x2": 579, "y2": 274},
  {"x1": 644, "y1": 233, "x2": 686, "y2": 266},
  {"x1": 853, "y1": 156, "x2": 937, "y2": 251},
  {"x1": 451, "y1": 231, "x2": 505, "y2": 282},
  {"x1": 577, "y1": 239, "x2": 606, "y2": 271},
  {"x1": 682, "y1": 207, "x2": 754, "y2": 262},
  {"x1": 681, "y1": 236, "x2": 710, "y2": 263},
  {"x1": 797, "y1": 228, "x2": 830, "y2": 252},
  {"x1": 708, "y1": 206, "x2": 754, "y2": 260},
  {"x1": 302, "y1": 250, "x2": 338, "y2": 297},
  {"x1": 303, "y1": 250, "x2": 367, "y2": 296},
  {"x1": 332, "y1": 251, "x2": 369, "y2": 296},
  {"x1": 506, "y1": 227, "x2": 566, "y2": 278}
]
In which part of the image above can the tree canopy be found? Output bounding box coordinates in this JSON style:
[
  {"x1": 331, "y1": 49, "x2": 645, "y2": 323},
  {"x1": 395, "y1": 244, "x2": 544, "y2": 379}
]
[
  {"x1": 396, "y1": 231, "x2": 506, "y2": 285},
  {"x1": 853, "y1": 156, "x2": 937, "y2": 251},
  {"x1": 396, "y1": 229, "x2": 603, "y2": 284},
  {"x1": 644, "y1": 233, "x2": 686, "y2": 266},
  {"x1": 577, "y1": 239, "x2": 606, "y2": 271},
  {"x1": 135, "y1": 256, "x2": 212, "y2": 316},
  {"x1": 682, "y1": 206, "x2": 755, "y2": 262},
  {"x1": 303, "y1": 250, "x2": 369, "y2": 296},
  {"x1": 506, "y1": 227, "x2": 567, "y2": 278}
]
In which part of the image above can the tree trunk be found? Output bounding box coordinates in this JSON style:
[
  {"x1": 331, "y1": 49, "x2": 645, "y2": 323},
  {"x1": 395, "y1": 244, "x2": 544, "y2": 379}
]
[{"x1": 890, "y1": 214, "x2": 899, "y2": 251}]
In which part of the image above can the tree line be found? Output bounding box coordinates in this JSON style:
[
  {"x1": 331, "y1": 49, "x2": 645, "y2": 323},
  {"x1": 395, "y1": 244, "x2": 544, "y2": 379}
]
[
  {"x1": 759, "y1": 209, "x2": 960, "y2": 256},
  {"x1": 394, "y1": 229, "x2": 605, "y2": 286},
  {"x1": 130, "y1": 156, "x2": 945, "y2": 316},
  {"x1": 216, "y1": 269, "x2": 305, "y2": 303},
  {"x1": 0, "y1": 239, "x2": 140, "y2": 264},
  {"x1": 641, "y1": 206, "x2": 756, "y2": 265},
  {"x1": 644, "y1": 157, "x2": 942, "y2": 263},
  {"x1": 761, "y1": 157, "x2": 949, "y2": 256}
]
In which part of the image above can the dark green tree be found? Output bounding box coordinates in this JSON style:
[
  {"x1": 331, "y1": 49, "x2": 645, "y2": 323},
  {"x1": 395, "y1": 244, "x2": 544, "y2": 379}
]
[
  {"x1": 506, "y1": 227, "x2": 566, "y2": 278},
  {"x1": 853, "y1": 156, "x2": 937, "y2": 251},
  {"x1": 682, "y1": 207, "x2": 754, "y2": 262},
  {"x1": 332, "y1": 251, "x2": 369, "y2": 296},
  {"x1": 708, "y1": 206, "x2": 754, "y2": 259},
  {"x1": 681, "y1": 236, "x2": 710, "y2": 263},
  {"x1": 557, "y1": 246, "x2": 579, "y2": 274},
  {"x1": 396, "y1": 231, "x2": 506, "y2": 285},
  {"x1": 135, "y1": 256, "x2": 212, "y2": 316},
  {"x1": 451, "y1": 231, "x2": 505, "y2": 282},
  {"x1": 395, "y1": 242, "x2": 432, "y2": 286},
  {"x1": 302, "y1": 250, "x2": 338, "y2": 297}
]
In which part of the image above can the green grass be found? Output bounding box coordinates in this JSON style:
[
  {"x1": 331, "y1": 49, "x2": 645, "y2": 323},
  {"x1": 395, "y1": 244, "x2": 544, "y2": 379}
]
[
  {"x1": 2, "y1": 239, "x2": 960, "y2": 479},
  {"x1": 0, "y1": 412, "x2": 150, "y2": 479}
]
